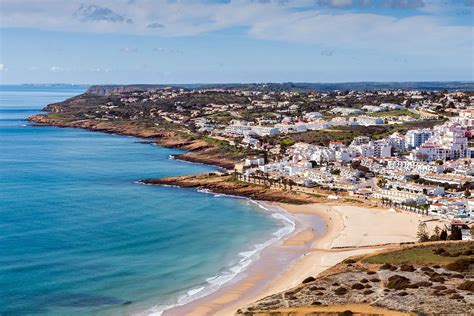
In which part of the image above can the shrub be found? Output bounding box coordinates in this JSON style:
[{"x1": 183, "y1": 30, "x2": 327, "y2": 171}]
[
  {"x1": 380, "y1": 263, "x2": 393, "y2": 270},
  {"x1": 446, "y1": 259, "x2": 471, "y2": 272},
  {"x1": 433, "y1": 248, "x2": 445, "y2": 255},
  {"x1": 429, "y1": 275, "x2": 445, "y2": 283},
  {"x1": 450, "y1": 294, "x2": 464, "y2": 300},
  {"x1": 302, "y1": 276, "x2": 316, "y2": 284},
  {"x1": 334, "y1": 287, "x2": 348, "y2": 295},
  {"x1": 400, "y1": 264, "x2": 415, "y2": 272},
  {"x1": 351, "y1": 283, "x2": 365, "y2": 290},
  {"x1": 457, "y1": 280, "x2": 474, "y2": 292},
  {"x1": 387, "y1": 275, "x2": 411, "y2": 290}
]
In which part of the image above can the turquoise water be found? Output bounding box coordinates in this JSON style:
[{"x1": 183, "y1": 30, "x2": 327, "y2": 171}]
[{"x1": 0, "y1": 86, "x2": 287, "y2": 315}]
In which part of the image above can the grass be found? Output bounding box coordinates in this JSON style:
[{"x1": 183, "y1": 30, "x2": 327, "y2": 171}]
[
  {"x1": 363, "y1": 242, "x2": 474, "y2": 266},
  {"x1": 367, "y1": 109, "x2": 420, "y2": 119}
]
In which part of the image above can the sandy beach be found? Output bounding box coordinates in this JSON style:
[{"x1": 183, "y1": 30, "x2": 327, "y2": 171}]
[{"x1": 164, "y1": 202, "x2": 445, "y2": 316}]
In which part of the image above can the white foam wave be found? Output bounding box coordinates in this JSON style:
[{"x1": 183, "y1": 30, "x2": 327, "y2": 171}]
[{"x1": 136, "y1": 194, "x2": 296, "y2": 316}]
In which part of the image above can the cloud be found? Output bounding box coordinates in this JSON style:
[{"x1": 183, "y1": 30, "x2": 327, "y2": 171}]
[
  {"x1": 120, "y1": 47, "x2": 139, "y2": 53},
  {"x1": 328, "y1": 0, "x2": 354, "y2": 7},
  {"x1": 0, "y1": 0, "x2": 471, "y2": 59},
  {"x1": 74, "y1": 4, "x2": 133, "y2": 24},
  {"x1": 89, "y1": 67, "x2": 110, "y2": 72},
  {"x1": 147, "y1": 22, "x2": 164, "y2": 28},
  {"x1": 0, "y1": 64, "x2": 6, "y2": 72},
  {"x1": 321, "y1": 49, "x2": 334, "y2": 56},
  {"x1": 383, "y1": 0, "x2": 425, "y2": 9},
  {"x1": 50, "y1": 65, "x2": 68, "y2": 72},
  {"x1": 152, "y1": 47, "x2": 184, "y2": 54}
]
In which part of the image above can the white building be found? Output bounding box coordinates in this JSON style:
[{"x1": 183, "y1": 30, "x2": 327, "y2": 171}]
[
  {"x1": 386, "y1": 160, "x2": 444, "y2": 175},
  {"x1": 373, "y1": 189, "x2": 427, "y2": 205},
  {"x1": 331, "y1": 107, "x2": 364, "y2": 116},
  {"x1": 362, "y1": 105, "x2": 384, "y2": 113},
  {"x1": 380, "y1": 103, "x2": 403, "y2": 110},
  {"x1": 355, "y1": 116, "x2": 384, "y2": 126},
  {"x1": 414, "y1": 126, "x2": 471, "y2": 161},
  {"x1": 303, "y1": 112, "x2": 323, "y2": 121},
  {"x1": 405, "y1": 129, "x2": 433, "y2": 149}
]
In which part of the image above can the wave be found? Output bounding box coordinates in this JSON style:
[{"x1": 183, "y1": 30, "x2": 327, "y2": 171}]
[{"x1": 136, "y1": 193, "x2": 296, "y2": 316}]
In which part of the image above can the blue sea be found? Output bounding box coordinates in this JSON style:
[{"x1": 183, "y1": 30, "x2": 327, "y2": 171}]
[{"x1": 0, "y1": 85, "x2": 290, "y2": 315}]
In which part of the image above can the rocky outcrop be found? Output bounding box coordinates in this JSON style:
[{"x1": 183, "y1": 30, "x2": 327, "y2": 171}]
[{"x1": 141, "y1": 174, "x2": 323, "y2": 204}]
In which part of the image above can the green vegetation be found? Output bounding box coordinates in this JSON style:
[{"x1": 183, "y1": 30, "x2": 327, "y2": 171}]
[
  {"x1": 280, "y1": 138, "x2": 296, "y2": 146},
  {"x1": 202, "y1": 136, "x2": 249, "y2": 158},
  {"x1": 363, "y1": 242, "x2": 474, "y2": 266},
  {"x1": 273, "y1": 119, "x2": 446, "y2": 147},
  {"x1": 368, "y1": 109, "x2": 420, "y2": 119}
]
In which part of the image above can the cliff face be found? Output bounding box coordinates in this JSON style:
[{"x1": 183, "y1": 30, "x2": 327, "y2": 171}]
[{"x1": 27, "y1": 115, "x2": 240, "y2": 169}]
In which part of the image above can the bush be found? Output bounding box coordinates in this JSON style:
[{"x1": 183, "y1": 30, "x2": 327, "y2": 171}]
[
  {"x1": 302, "y1": 276, "x2": 316, "y2": 284},
  {"x1": 457, "y1": 280, "x2": 474, "y2": 292},
  {"x1": 400, "y1": 264, "x2": 415, "y2": 272},
  {"x1": 387, "y1": 275, "x2": 411, "y2": 290},
  {"x1": 429, "y1": 275, "x2": 445, "y2": 283},
  {"x1": 351, "y1": 283, "x2": 365, "y2": 290},
  {"x1": 433, "y1": 248, "x2": 445, "y2": 255},
  {"x1": 446, "y1": 259, "x2": 471, "y2": 272},
  {"x1": 334, "y1": 287, "x2": 348, "y2": 295},
  {"x1": 380, "y1": 263, "x2": 393, "y2": 270}
]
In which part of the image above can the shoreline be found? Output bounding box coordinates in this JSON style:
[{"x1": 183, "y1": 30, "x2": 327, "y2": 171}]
[
  {"x1": 27, "y1": 115, "x2": 447, "y2": 316},
  {"x1": 140, "y1": 199, "x2": 302, "y2": 316},
  {"x1": 163, "y1": 201, "x2": 446, "y2": 316},
  {"x1": 160, "y1": 201, "x2": 325, "y2": 316}
]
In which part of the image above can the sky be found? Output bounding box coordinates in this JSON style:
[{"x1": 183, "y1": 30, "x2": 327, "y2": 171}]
[{"x1": 0, "y1": 0, "x2": 473, "y2": 84}]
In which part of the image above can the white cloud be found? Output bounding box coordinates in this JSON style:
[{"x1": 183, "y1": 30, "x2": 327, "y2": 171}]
[
  {"x1": 120, "y1": 47, "x2": 139, "y2": 53},
  {"x1": 0, "y1": 0, "x2": 471, "y2": 58},
  {"x1": 50, "y1": 65, "x2": 68, "y2": 72},
  {"x1": 0, "y1": 64, "x2": 6, "y2": 72}
]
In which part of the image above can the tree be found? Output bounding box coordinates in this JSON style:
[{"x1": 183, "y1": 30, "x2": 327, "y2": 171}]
[
  {"x1": 288, "y1": 179, "x2": 295, "y2": 191},
  {"x1": 330, "y1": 169, "x2": 341, "y2": 175},
  {"x1": 450, "y1": 226, "x2": 462, "y2": 241},
  {"x1": 430, "y1": 226, "x2": 441, "y2": 241},
  {"x1": 417, "y1": 222, "x2": 430, "y2": 242},
  {"x1": 377, "y1": 178, "x2": 387, "y2": 188},
  {"x1": 439, "y1": 229, "x2": 448, "y2": 241}
]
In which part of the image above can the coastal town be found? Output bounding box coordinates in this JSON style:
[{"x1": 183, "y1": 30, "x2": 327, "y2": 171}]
[
  {"x1": 35, "y1": 85, "x2": 474, "y2": 237},
  {"x1": 27, "y1": 84, "x2": 474, "y2": 315}
]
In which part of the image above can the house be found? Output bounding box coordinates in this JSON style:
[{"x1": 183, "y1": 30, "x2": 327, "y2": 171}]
[{"x1": 373, "y1": 189, "x2": 427, "y2": 205}]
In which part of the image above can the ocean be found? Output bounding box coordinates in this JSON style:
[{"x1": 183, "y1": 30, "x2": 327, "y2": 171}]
[{"x1": 0, "y1": 85, "x2": 292, "y2": 315}]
